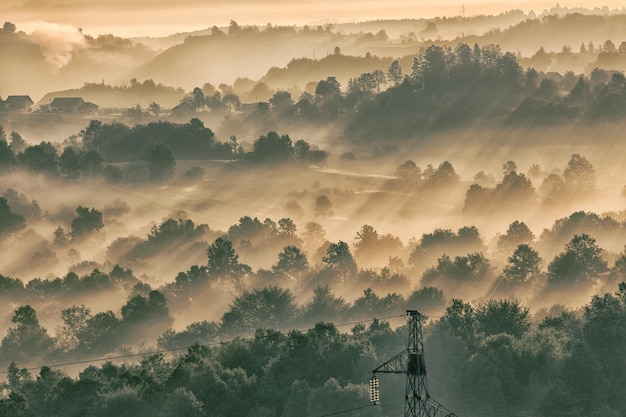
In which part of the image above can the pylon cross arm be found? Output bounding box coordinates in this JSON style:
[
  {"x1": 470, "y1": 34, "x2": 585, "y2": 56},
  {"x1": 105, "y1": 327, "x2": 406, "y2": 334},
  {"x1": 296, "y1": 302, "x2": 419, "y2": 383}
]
[{"x1": 372, "y1": 349, "x2": 410, "y2": 374}]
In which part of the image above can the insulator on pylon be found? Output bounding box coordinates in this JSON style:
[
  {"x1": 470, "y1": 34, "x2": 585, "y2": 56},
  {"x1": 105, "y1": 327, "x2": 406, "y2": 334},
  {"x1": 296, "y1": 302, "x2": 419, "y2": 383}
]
[{"x1": 369, "y1": 375, "x2": 380, "y2": 404}]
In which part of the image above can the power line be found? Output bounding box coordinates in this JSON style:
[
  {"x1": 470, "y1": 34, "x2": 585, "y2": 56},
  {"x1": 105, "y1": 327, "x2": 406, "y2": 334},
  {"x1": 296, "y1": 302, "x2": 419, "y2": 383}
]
[
  {"x1": 2, "y1": 309, "x2": 619, "y2": 376},
  {"x1": 0, "y1": 348, "x2": 190, "y2": 374},
  {"x1": 331, "y1": 314, "x2": 408, "y2": 329},
  {"x1": 319, "y1": 403, "x2": 376, "y2": 416},
  {"x1": 0, "y1": 313, "x2": 408, "y2": 375},
  {"x1": 454, "y1": 410, "x2": 532, "y2": 417}
]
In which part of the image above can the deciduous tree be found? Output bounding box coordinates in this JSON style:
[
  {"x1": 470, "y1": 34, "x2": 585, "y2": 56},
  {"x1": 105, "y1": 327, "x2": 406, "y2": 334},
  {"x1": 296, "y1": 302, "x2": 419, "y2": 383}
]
[
  {"x1": 0, "y1": 305, "x2": 55, "y2": 366},
  {"x1": 0, "y1": 197, "x2": 25, "y2": 237},
  {"x1": 322, "y1": 241, "x2": 358, "y2": 280},
  {"x1": 220, "y1": 286, "x2": 297, "y2": 335},
  {"x1": 501, "y1": 244, "x2": 542, "y2": 284},
  {"x1": 272, "y1": 245, "x2": 309, "y2": 279},
  {"x1": 206, "y1": 237, "x2": 251, "y2": 281},
  {"x1": 547, "y1": 234, "x2": 607, "y2": 286},
  {"x1": 70, "y1": 206, "x2": 104, "y2": 239}
]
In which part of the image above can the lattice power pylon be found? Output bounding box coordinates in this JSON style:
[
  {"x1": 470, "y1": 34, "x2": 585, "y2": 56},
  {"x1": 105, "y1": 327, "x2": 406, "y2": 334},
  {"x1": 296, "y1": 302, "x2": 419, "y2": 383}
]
[{"x1": 370, "y1": 310, "x2": 456, "y2": 417}]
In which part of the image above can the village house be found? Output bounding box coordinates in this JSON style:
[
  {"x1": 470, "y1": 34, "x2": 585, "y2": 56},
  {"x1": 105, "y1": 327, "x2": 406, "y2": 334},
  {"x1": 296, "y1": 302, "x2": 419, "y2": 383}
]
[
  {"x1": 49, "y1": 97, "x2": 99, "y2": 114},
  {"x1": 171, "y1": 101, "x2": 195, "y2": 117},
  {"x1": 0, "y1": 95, "x2": 34, "y2": 112}
]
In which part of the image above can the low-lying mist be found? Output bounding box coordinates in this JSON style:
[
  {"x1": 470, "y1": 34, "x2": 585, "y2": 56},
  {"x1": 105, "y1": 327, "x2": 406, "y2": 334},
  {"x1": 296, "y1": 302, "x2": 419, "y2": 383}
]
[{"x1": 1, "y1": 121, "x2": 625, "y2": 336}]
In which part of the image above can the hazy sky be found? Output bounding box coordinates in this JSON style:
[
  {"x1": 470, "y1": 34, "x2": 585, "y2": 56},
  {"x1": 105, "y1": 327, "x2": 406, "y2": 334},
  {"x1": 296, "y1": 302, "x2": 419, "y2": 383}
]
[{"x1": 2, "y1": 1, "x2": 625, "y2": 37}]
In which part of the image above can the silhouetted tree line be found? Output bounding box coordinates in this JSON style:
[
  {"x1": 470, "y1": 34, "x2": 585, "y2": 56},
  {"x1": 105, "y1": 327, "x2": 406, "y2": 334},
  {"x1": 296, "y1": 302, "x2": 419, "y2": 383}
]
[
  {"x1": 176, "y1": 86, "x2": 242, "y2": 114},
  {"x1": 0, "y1": 266, "x2": 136, "y2": 303},
  {"x1": 0, "y1": 201, "x2": 105, "y2": 245},
  {"x1": 79, "y1": 118, "x2": 233, "y2": 162},
  {"x1": 383, "y1": 154, "x2": 597, "y2": 217},
  {"x1": 109, "y1": 218, "x2": 210, "y2": 265},
  {"x1": 83, "y1": 78, "x2": 183, "y2": 94},
  {"x1": 245, "y1": 131, "x2": 327, "y2": 164},
  {"x1": 3, "y1": 206, "x2": 626, "y2": 339},
  {"x1": 0, "y1": 121, "x2": 327, "y2": 184},
  {"x1": 4, "y1": 197, "x2": 626, "y2": 308},
  {"x1": 0, "y1": 286, "x2": 171, "y2": 364}
]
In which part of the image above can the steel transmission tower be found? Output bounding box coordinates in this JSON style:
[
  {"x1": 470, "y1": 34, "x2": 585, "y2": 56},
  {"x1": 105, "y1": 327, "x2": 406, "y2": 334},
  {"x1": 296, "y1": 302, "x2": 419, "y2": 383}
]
[{"x1": 369, "y1": 310, "x2": 456, "y2": 417}]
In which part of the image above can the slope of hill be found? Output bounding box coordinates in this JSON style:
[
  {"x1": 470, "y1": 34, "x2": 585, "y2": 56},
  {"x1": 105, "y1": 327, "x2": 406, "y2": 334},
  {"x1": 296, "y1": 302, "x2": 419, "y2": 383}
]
[
  {"x1": 134, "y1": 12, "x2": 626, "y2": 92},
  {"x1": 0, "y1": 26, "x2": 157, "y2": 101},
  {"x1": 133, "y1": 27, "x2": 335, "y2": 90}
]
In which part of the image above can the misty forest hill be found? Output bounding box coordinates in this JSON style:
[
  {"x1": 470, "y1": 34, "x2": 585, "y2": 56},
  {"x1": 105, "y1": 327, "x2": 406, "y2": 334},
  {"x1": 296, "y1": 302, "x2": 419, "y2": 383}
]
[{"x1": 6, "y1": 8, "x2": 626, "y2": 103}]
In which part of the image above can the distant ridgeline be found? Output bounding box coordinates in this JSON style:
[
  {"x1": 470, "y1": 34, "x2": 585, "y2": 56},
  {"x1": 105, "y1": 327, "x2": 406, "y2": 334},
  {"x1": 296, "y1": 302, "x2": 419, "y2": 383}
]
[{"x1": 37, "y1": 79, "x2": 186, "y2": 109}]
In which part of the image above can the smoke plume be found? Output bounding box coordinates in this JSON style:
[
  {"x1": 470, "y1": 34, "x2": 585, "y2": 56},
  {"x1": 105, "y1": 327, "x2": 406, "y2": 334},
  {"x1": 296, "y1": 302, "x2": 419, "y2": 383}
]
[{"x1": 22, "y1": 21, "x2": 86, "y2": 70}]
